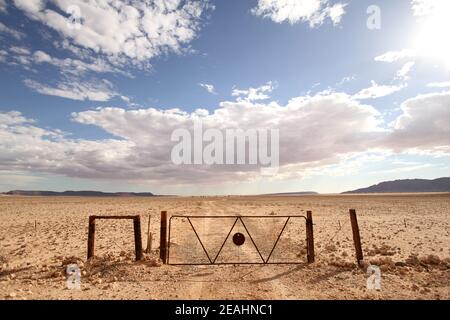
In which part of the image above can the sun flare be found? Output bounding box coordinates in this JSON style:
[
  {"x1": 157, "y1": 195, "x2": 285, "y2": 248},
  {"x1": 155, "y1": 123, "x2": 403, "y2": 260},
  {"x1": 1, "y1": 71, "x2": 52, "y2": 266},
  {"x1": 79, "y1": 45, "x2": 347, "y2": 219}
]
[{"x1": 414, "y1": 1, "x2": 450, "y2": 67}]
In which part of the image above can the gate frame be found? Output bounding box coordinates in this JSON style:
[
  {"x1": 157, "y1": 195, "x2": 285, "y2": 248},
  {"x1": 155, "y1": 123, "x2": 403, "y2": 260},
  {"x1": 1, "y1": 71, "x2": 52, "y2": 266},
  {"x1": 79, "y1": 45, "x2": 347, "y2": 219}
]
[
  {"x1": 87, "y1": 215, "x2": 143, "y2": 261},
  {"x1": 165, "y1": 213, "x2": 315, "y2": 265}
]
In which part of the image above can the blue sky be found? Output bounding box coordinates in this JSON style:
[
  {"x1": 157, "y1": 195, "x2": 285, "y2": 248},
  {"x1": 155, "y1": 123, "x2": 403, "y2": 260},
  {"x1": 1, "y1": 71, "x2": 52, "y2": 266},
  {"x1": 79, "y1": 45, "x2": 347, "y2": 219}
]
[{"x1": 0, "y1": 0, "x2": 449, "y2": 195}]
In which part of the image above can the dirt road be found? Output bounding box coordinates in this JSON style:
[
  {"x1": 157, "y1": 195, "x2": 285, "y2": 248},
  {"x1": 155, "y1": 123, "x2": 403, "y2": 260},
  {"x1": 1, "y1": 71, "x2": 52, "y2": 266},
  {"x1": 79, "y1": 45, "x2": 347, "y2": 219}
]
[{"x1": 176, "y1": 200, "x2": 297, "y2": 299}]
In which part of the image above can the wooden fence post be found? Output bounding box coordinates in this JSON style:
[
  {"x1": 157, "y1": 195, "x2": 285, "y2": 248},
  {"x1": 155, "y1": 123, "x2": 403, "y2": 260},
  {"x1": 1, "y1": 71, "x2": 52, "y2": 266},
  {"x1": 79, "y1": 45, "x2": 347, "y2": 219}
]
[
  {"x1": 306, "y1": 210, "x2": 315, "y2": 263},
  {"x1": 146, "y1": 214, "x2": 152, "y2": 253},
  {"x1": 87, "y1": 216, "x2": 96, "y2": 259},
  {"x1": 349, "y1": 209, "x2": 364, "y2": 267},
  {"x1": 133, "y1": 216, "x2": 143, "y2": 261},
  {"x1": 160, "y1": 211, "x2": 167, "y2": 264}
]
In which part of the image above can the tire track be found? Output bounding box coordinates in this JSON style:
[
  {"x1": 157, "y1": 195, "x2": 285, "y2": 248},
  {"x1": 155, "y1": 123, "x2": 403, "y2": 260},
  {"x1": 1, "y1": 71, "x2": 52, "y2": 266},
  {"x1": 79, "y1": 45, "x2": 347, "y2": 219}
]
[{"x1": 182, "y1": 200, "x2": 293, "y2": 299}]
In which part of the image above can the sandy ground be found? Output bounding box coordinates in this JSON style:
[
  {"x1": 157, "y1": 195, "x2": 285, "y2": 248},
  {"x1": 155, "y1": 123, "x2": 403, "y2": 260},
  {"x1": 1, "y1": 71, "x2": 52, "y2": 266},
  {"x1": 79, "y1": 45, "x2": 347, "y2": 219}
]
[{"x1": 0, "y1": 194, "x2": 449, "y2": 300}]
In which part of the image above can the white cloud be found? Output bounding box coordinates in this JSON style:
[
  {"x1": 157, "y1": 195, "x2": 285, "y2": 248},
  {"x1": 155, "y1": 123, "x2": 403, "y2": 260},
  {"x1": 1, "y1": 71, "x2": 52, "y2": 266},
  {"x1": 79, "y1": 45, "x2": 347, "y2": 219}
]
[
  {"x1": 427, "y1": 81, "x2": 450, "y2": 88},
  {"x1": 0, "y1": 92, "x2": 384, "y2": 183},
  {"x1": 411, "y1": 0, "x2": 445, "y2": 16},
  {"x1": 13, "y1": 0, "x2": 213, "y2": 68},
  {"x1": 24, "y1": 78, "x2": 119, "y2": 102},
  {"x1": 1, "y1": 47, "x2": 125, "y2": 101},
  {"x1": 327, "y1": 2, "x2": 346, "y2": 25},
  {"x1": 9, "y1": 46, "x2": 30, "y2": 55},
  {"x1": 2, "y1": 46, "x2": 122, "y2": 76},
  {"x1": 232, "y1": 81, "x2": 276, "y2": 102},
  {"x1": 199, "y1": 83, "x2": 217, "y2": 95},
  {"x1": 0, "y1": 22, "x2": 25, "y2": 40},
  {"x1": 0, "y1": 49, "x2": 7, "y2": 63},
  {"x1": 0, "y1": 0, "x2": 7, "y2": 13},
  {"x1": 30, "y1": 50, "x2": 125, "y2": 75},
  {"x1": 396, "y1": 61, "x2": 415, "y2": 81},
  {"x1": 374, "y1": 49, "x2": 416, "y2": 63},
  {"x1": 336, "y1": 75, "x2": 356, "y2": 86},
  {"x1": 0, "y1": 111, "x2": 33, "y2": 126},
  {"x1": 32, "y1": 51, "x2": 110, "y2": 74},
  {"x1": 353, "y1": 81, "x2": 405, "y2": 100},
  {"x1": 0, "y1": 111, "x2": 133, "y2": 180},
  {"x1": 252, "y1": 0, "x2": 347, "y2": 27},
  {"x1": 8, "y1": 0, "x2": 212, "y2": 102},
  {"x1": 386, "y1": 91, "x2": 450, "y2": 151},
  {"x1": 1, "y1": 90, "x2": 448, "y2": 185},
  {"x1": 120, "y1": 96, "x2": 131, "y2": 103}
]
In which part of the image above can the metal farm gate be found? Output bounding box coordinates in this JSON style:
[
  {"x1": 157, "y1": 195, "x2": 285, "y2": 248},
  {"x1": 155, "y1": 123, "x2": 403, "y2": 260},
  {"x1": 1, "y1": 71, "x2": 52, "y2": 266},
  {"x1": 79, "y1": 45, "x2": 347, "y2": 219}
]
[
  {"x1": 86, "y1": 210, "x2": 368, "y2": 266},
  {"x1": 165, "y1": 212, "x2": 315, "y2": 265}
]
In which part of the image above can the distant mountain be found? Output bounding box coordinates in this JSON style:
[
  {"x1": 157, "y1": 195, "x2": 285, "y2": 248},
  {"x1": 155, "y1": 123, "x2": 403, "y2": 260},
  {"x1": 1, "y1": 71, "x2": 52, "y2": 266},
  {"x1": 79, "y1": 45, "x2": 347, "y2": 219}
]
[
  {"x1": 2, "y1": 190, "x2": 154, "y2": 197},
  {"x1": 343, "y1": 178, "x2": 450, "y2": 194},
  {"x1": 262, "y1": 191, "x2": 319, "y2": 196}
]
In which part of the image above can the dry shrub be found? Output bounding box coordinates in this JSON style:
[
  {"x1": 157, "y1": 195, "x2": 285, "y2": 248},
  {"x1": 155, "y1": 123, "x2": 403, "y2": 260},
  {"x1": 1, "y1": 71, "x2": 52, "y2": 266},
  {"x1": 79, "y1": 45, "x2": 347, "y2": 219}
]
[
  {"x1": 141, "y1": 253, "x2": 162, "y2": 267},
  {"x1": 60, "y1": 256, "x2": 84, "y2": 267},
  {"x1": 405, "y1": 255, "x2": 420, "y2": 266},
  {"x1": 329, "y1": 258, "x2": 355, "y2": 269},
  {"x1": 369, "y1": 256, "x2": 395, "y2": 266},
  {"x1": 83, "y1": 252, "x2": 161, "y2": 282},
  {"x1": 0, "y1": 255, "x2": 8, "y2": 274},
  {"x1": 368, "y1": 244, "x2": 396, "y2": 256},
  {"x1": 84, "y1": 254, "x2": 123, "y2": 278},
  {"x1": 418, "y1": 254, "x2": 441, "y2": 265}
]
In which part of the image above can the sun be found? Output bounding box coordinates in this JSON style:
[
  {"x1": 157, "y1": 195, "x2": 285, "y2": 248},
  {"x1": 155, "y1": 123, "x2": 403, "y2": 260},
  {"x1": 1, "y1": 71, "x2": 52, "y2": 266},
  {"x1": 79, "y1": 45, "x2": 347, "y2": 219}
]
[{"x1": 413, "y1": 1, "x2": 450, "y2": 67}]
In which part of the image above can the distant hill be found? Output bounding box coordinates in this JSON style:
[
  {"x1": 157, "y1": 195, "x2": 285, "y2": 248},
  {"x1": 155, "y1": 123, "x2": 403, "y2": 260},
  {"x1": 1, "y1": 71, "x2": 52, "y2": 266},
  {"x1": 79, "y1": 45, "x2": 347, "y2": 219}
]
[
  {"x1": 262, "y1": 191, "x2": 318, "y2": 196},
  {"x1": 2, "y1": 190, "x2": 154, "y2": 197},
  {"x1": 343, "y1": 178, "x2": 450, "y2": 194}
]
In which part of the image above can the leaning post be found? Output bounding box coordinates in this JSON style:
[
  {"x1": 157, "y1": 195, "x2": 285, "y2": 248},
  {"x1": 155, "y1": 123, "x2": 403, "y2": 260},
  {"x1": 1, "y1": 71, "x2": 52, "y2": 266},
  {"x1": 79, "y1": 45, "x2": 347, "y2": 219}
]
[
  {"x1": 349, "y1": 209, "x2": 364, "y2": 267},
  {"x1": 146, "y1": 214, "x2": 152, "y2": 253}
]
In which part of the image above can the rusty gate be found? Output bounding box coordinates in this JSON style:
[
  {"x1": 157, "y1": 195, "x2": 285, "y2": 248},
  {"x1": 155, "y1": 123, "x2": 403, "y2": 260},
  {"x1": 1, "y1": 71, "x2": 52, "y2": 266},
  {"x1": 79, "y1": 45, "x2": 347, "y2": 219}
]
[{"x1": 165, "y1": 212, "x2": 314, "y2": 265}]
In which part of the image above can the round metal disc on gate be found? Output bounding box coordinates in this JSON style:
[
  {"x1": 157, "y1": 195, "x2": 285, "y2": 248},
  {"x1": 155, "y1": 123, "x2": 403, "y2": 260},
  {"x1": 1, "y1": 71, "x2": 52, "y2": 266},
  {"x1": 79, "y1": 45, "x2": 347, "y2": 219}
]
[{"x1": 233, "y1": 232, "x2": 245, "y2": 246}]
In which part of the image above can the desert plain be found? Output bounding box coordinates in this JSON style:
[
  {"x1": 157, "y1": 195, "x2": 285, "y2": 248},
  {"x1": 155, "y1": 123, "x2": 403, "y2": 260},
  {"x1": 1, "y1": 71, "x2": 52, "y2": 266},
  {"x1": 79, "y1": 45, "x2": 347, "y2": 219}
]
[{"x1": 0, "y1": 193, "x2": 449, "y2": 300}]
